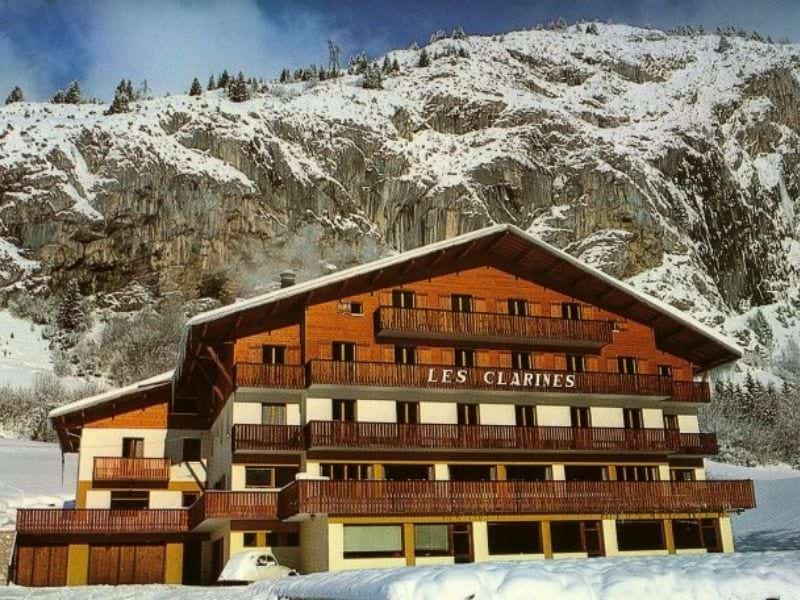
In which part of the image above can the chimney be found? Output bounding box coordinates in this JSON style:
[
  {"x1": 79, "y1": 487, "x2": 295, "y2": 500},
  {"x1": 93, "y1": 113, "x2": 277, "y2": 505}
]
[{"x1": 280, "y1": 270, "x2": 296, "y2": 288}]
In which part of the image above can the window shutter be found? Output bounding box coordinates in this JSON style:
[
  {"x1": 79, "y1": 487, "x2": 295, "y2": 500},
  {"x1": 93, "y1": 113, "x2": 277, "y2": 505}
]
[
  {"x1": 318, "y1": 343, "x2": 331, "y2": 360},
  {"x1": 498, "y1": 351, "x2": 512, "y2": 368},
  {"x1": 554, "y1": 355, "x2": 567, "y2": 370},
  {"x1": 476, "y1": 350, "x2": 490, "y2": 367},
  {"x1": 439, "y1": 294, "x2": 449, "y2": 309},
  {"x1": 550, "y1": 303, "x2": 561, "y2": 318},
  {"x1": 381, "y1": 346, "x2": 394, "y2": 362},
  {"x1": 416, "y1": 293, "x2": 427, "y2": 308},
  {"x1": 357, "y1": 343, "x2": 370, "y2": 361},
  {"x1": 440, "y1": 348, "x2": 454, "y2": 364},
  {"x1": 474, "y1": 297, "x2": 487, "y2": 312},
  {"x1": 586, "y1": 357, "x2": 599, "y2": 372},
  {"x1": 582, "y1": 305, "x2": 594, "y2": 319}
]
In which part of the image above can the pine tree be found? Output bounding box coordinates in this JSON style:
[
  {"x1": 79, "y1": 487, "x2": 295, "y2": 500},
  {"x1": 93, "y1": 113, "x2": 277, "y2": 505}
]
[
  {"x1": 361, "y1": 64, "x2": 383, "y2": 90},
  {"x1": 64, "y1": 81, "x2": 82, "y2": 104},
  {"x1": 279, "y1": 69, "x2": 290, "y2": 83},
  {"x1": 52, "y1": 90, "x2": 67, "y2": 104},
  {"x1": 392, "y1": 58, "x2": 400, "y2": 72},
  {"x1": 217, "y1": 70, "x2": 231, "y2": 90},
  {"x1": 207, "y1": 75, "x2": 216, "y2": 90},
  {"x1": 457, "y1": 47, "x2": 470, "y2": 58},
  {"x1": 56, "y1": 280, "x2": 87, "y2": 331},
  {"x1": 348, "y1": 53, "x2": 369, "y2": 75},
  {"x1": 451, "y1": 26, "x2": 467, "y2": 39},
  {"x1": 189, "y1": 77, "x2": 203, "y2": 96},
  {"x1": 125, "y1": 79, "x2": 134, "y2": 98},
  {"x1": 418, "y1": 48, "x2": 430, "y2": 67},
  {"x1": 382, "y1": 56, "x2": 392, "y2": 73},
  {"x1": 105, "y1": 80, "x2": 131, "y2": 115},
  {"x1": 228, "y1": 71, "x2": 250, "y2": 102},
  {"x1": 5, "y1": 86, "x2": 24, "y2": 104}
]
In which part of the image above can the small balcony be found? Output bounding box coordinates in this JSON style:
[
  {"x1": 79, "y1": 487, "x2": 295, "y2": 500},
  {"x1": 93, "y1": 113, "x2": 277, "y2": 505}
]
[
  {"x1": 234, "y1": 362, "x2": 306, "y2": 389},
  {"x1": 15, "y1": 508, "x2": 188, "y2": 535},
  {"x1": 277, "y1": 479, "x2": 756, "y2": 520},
  {"x1": 308, "y1": 360, "x2": 710, "y2": 402},
  {"x1": 305, "y1": 421, "x2": 718, "y2": 456},
  {"x1": 92, "y1": 457, "x2": 171, "y2": 484},
  {"x1": 375, "y1": 306, "x2": 614, "y2": 348},
  {"x1": 232, "y1": 424, "x2": 304, "y2": 453},
  {"x1": 189, "y1": 491, "x2": 278, "y2": 527}
]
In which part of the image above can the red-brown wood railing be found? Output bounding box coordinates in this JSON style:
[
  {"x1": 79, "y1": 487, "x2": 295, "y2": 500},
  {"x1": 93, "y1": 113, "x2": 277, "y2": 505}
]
[
  {"x1": 198, "y1": 490, "x2": 279, "y2": 521},
  {"x1": 308, "y1": 360, "x2": 709, "y2": 402},
  {"x1": 232, "y1": 424, "x2": 304, "y2": 452},
  {"x1": 234, "y1": 363, "x2": 306, "y2": 388},
  {"x1": 376, "y1": 305, "x2": 614, "y2": 346},
  {"x1": 15, "y1": 508, "x2": 188, "y2": 535},
  {"x1": 304, "y1": 421, "x2": 717, "y2": 455},
  {"x1": 277, "y1": 479, "x2": 755, "y2": 519},
  {"x1": 92, "y1": 457, "x2": 171, "y2": 482}
]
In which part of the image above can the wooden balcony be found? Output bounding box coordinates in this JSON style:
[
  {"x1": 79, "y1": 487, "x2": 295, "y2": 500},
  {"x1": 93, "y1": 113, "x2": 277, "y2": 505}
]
[
  {"x1": 189, "y1": 491, "x2": 278, "y2": 525},
  {"x1": 376, "y1": 306, "x2": 614, "y2": 348},
  {"x1": 308, "y1": 360, "x2": 710, "y2": 402},
  {"x1": 278, "y1": 479, "x2": 756, "y2": 519},
  {"x1": 15, "y1": 508, "x2": 188, "y2": 535},
  {"x1": 232, "y1": 423, "x2": 304, "y2": 453},
  {"x1": 92, "y1": 457, "x2": 171, "y2": 483},
  {"x1": 234, "y1": 362, "x2": 306, "y2": 389},
  {"x1": 305, "y1": 421, "x2": 718, "y2": 455}
]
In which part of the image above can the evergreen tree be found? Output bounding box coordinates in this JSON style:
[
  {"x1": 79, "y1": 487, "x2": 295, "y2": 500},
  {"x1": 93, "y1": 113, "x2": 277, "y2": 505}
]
[
  {"x1": 457, "y1": 47, "x2": 470, "y2": 58},
  {"x1": 279, "y1": 69, "x2": 290, "y2": 83},
  {"x1": 348, "y1": 53, "x2": 369, "y2": 75},
  {"x1": 451, "y1": 26, "x2": 467, "y2": 39},
  {"x1": 361, "y1": 64, "x2": 383, "y2": 90},
  {"x1": 105, "y1": 80, "x2": 131, "y2": 115},
  {"x1": 189, "y1": 77, "x2": 203, "y2": 96},
  {"x1": 429, "y1": 29, "x2": 446, "y2": 43},
  {"x1": 56, "y1": 280, "x2": 87, "y2": 332},
  {"x1": 207, "y1": 75, "x2": 216, "y2": 90},
  {"x1": 52, "y1": 90, "x2": 67, "y2": 104},
  {"x1": 5, "y1": 86, "x2": 24, "y2": 104},
  {"x1": 392, "y1": 58, "x2": 400, "y2": 72},
  {"x1": 418, "y1": 48, "x2": 431, "y2": 67},
  {"x1": 64, "y1": 81, "x2": 82, "y2": 104},
  {"x1": 382, "y1": 56, "x2": 392, "y2": 73},
  {"x1": 228, "y1": 71, "x2": 250, "y2": 102},
  {"x1": 217, "y1": 70, "x2": 231, "y2": 90},
  {"x1": 125, "y1": 79, "x2": 134, "y2": 98}
]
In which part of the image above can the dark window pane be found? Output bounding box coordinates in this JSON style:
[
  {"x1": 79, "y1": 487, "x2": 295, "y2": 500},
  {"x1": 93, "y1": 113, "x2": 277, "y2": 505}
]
[
  {"x1": 262, "y1": 345, "x2": 286, "y2": 365},
  {"x1": 616, "y1": 520, "x2": 665, "y2": 551},
  {"x1": 488, "y1": 522, "x2": 541, "y2": 554},
  {"x1": 182, "y1": 438, "x2": 202, "y2": 462}
]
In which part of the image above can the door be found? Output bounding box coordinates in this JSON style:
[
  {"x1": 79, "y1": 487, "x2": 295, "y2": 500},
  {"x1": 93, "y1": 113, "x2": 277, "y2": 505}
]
[
  {"x1": 182, "y1": 542, "x2": 203, "y2": 585},
  {"x1": 88, "y1": 544, "x2": 165, "y2": 585},
  {"x1": 583, "y1": 521, "x2": 605, "y2": 557},
  {"x1": 13, "y1": 544, "x2": 67, "y2": 587},
  {"x1": 211, "y1": 538, "x2": 225, "y2": 582},
  {"x1": 451, "y1": 523, "x2": 474, "y2": 563}
]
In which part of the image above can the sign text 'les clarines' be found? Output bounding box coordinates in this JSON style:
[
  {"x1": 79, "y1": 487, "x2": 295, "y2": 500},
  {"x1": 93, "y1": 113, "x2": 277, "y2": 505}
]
[{"x1": 426, "y1": 367, "x2": 577, "y2": 389}]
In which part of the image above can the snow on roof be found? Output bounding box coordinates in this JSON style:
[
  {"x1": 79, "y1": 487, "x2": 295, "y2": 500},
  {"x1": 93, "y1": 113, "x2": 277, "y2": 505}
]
[
  {"x1": 181, "y1": 223, "x2": 742, "y2": 362},
  {"x1": 49, "y1": 370, "x2": 174, "y2": 419}
]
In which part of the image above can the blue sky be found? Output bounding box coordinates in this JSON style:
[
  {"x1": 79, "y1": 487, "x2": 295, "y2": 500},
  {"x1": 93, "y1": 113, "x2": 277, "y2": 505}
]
[{"x1": 2, "y1": 0, "x2": 800, "y2": 101}]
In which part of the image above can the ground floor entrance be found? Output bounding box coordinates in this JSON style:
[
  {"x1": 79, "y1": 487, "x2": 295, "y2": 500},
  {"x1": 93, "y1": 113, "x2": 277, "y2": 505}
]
[{"x1": 88, "y1": 544, "x2": 165, "y2": 585}]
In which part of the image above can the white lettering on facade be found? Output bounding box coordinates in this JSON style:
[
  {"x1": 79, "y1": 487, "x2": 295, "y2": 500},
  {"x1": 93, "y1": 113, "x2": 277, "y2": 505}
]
[{"x1": 425, "y1": 368, "x2": 579, "y2": 389}]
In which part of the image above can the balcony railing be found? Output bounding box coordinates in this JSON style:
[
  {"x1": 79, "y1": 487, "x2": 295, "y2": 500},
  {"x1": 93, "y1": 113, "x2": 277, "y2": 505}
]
[
  {"x1": 308, "y1": 360, "x2": 709, "y2": 402},
  {"x1": 305, "y1": 421, "x2": 717, "y2": 455},
  {"x1": 92, "y1": 457, "x2": 172, "y2": 483},
  {"x1": 15, "y1": 508, "x2": 188, "y2": 535},
  {"x1": 278, "y1": 479, "x2": 756, "y2": 519},
  {"x1": 234, "y1": 362, "x2": 306, "y2": 389},
  {"x1": 189, "y1": 491, "x2": 279, "y2": 525},
  {"x1": 376, "y1": 306, "x2": 614, "y2": 348},
  {"x1": 233, "y1": 423, "x2": 304, "y2": 453}
]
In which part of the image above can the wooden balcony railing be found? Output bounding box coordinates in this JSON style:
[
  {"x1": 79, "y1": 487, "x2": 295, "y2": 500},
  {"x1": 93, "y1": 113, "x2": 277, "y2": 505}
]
[
  {"x1": 192, "y1": 491, "x2": 279, "y2": 523},
  {"x1": 376, "y1": 306, "x2": 614, "y2": 348},
  {"x1": 93, "y1": 457, "x2": 171, "y2": 482},
  {"x1": 308, "y1": 360, "x2": 709, "y2": 402},
  {"x1": 277, "y1": 479, "x2": 756, "y2": 519},
  {"x1": 15, "y1": 508, "x2": 188, "y2": 535},
  {"x1": 305, "y1": 421, "x2": 717, "y2": 455},
  {"x1": 233, "y1": 423, "x2": 304, "y2": 452},
  {"x1": 234, "y1": 362, "x2": 306, "y2": 389}
]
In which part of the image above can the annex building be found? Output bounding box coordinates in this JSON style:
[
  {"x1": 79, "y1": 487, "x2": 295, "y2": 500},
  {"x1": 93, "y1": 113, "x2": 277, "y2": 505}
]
[{"x1": 10, "y1": 224, "x2": 755, "y2": 586}]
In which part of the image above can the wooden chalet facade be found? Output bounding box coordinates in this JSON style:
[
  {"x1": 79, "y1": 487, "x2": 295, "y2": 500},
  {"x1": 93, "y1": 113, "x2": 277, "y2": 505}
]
[{"x1": 11, "y1": 225, "x2": 755, "y2": 586}]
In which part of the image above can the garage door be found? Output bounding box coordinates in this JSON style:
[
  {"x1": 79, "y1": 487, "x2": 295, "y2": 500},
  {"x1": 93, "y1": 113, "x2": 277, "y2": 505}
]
[
  {"x1": 14, "y1": 544, "x2": 68, "y2": 587},
  {"x1": 88, "y1": 544, "x2": 164, "y2": 585}
]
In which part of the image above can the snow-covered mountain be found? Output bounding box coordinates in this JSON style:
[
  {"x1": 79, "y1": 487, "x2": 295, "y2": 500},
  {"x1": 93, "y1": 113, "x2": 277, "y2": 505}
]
[{"x1": 2, "y1": 22, "x2": 800, "y2": 385}]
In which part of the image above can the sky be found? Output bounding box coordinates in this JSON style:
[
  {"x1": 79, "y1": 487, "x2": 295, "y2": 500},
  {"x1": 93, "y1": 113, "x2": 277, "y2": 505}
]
[{"x1": 2, "y1": 0, "x2": 800, "y2": 101}]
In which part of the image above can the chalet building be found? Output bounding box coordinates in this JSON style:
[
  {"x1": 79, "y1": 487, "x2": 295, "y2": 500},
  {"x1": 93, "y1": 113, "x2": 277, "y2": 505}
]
[{"x1": 11, "y1": 225, "x2": 756, "y2": 586}]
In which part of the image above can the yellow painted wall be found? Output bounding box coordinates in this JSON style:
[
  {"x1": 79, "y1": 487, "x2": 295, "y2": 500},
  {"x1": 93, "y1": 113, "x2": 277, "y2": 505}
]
[
  {"x1": 164, "y1": 543, "x2": 184, "y2": 584},
  {"x1": 66, "y1": 544, "x2": 89, "y2": 585},
  {"x1": 719, "y1": 516, "x2": 735, "y2": 552},
  {"x1": 602, "y1": 519, "x2": 619, "y2": 556}
]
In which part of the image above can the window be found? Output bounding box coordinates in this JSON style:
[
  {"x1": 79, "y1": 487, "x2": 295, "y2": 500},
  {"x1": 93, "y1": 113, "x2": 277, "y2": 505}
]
[
  {"x1": 507, "y1": 298, "x2": 528, "y2": 316},
  {"x1": 564, "y1": 465, "x2": 607, "y2": 481},
  {"x1": 505, "y1": 464, "x2": 550, "y2": 481},
  {"x1": 617, "y1": 465, "x2": 659, "y2": 481},
  {"x1": 658, "y1": 364, "x2": 673, "y2": 377},
  {"x1": 266, "y1": 531, "x2": 300, "y2": 547},
  {"x1": 262, "y1": 403, "x2": 287, "y2": 425},
  {"x1": 396, "y1": 401, "x2": 419, "y2": 424},
  {"x1": 262, "y1": 345, "x2": 286, "y2": 365},
  {"x1": 670, "y1": 468, "x2": 696, "y2": 482},
  {"x1": 243, "y1": 532, "x2": 259, "y2": 547},
  {"x1": 121, "y1": 437, "x2": 144, "y2": 458},
  {"x1": 348, "y1": 302, "x2": 364, "y2": 315},
  {"x1": 321, "y1": 463, "x2": 372, "y2": 481},
  {"x1": 382, "y1": 464, "x2": 431, "y2": 481},
  {"x1": 454, "y1": 348, "x2": 475, "y2": 368},
  {"x1": 488, "y1": 522, "x2": 541, "y2": 555},
  {"x1": 617, "y1": 356, "x2": 638, "y2": 374},
  {"x1": 449, "y1": 464, "x2": 494, "y2": 481},
  {"x1": 245, "y1": 466, "x2": 298, "y2": 488},
  {"x1": 623, "y1": 408, "x2": 643, "y2": 430},
  {"x1": 562, "y1": 303, "x2": 581, "y2": 320},
  {"x1": 392, "y1": 290, "x2": 415, "y2": 308},
  {"x1": 414, "y1": 524, "x2": 451, "y2": 557},
  {"x1": 551, "y1": 521, "x2": 603, "y2": 555},
  {"x1": 332, "y1": 341, "x2": 356, "y2": 362},
  {"x1": 511, "y1": 351, "x2": 532, "y2": 370},
  {"x1": 570, "y1": 406, "x2": 591, "y2": 428},
  {"x1": 110, "y1": 491, "x2": 149, "y2": 510},
  {"x1": 343, "y1": 525, "x2": 403, "y2": 558},
  {"x1": 616, "y1": 520, "x2": 665, "y2": 551},
  {"x1": 457, "y1": 403, "x2": 479, "y2": 425},
  {"x1": 394, "y1": 345, "x2": 416, "y2": 365},
  {"x1": 566, "y1": 354, "x2": 586, "y2": 373},
  {"x1": 182, "y1": 438, "x2": 202, "y2": 462},
  {"x1": 673, "y1": 519, "x2": 704, "y2": 549},
  {"x1": 333, "y1": 399, "x2": 356, "y2": 422},
  {"x1": 663, "y1": 414, "x2": 679, "y2": 430},
  {"x1": 451, "y1": 294, "x2": 473, "y2": 313},
  {"x1": 515, "y1": 404, "x2": 536, "y2": 427},
  {"x1": 173, "y1": 395, "x2": 197, "y2": 414},
  {"x1": 182, "y1": 492, "x2": 199, "y2": 508}
]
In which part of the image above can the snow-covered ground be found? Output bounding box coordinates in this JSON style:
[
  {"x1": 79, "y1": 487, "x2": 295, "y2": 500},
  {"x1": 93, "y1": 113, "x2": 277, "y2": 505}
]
[{"x1": 0, "y1": 310, "x2": 54, "y2": 387}]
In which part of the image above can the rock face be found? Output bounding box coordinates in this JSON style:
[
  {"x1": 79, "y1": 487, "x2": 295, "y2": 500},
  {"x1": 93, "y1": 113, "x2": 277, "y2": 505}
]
[{"x1": 1, "y1": 24, "x2": 799, "y2": 364}]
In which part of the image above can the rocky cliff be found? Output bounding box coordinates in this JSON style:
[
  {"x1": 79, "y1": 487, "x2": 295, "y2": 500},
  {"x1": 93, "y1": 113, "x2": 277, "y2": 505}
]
[{"x1": 2, "y1": 23, "x2": 800, "y2": 378}]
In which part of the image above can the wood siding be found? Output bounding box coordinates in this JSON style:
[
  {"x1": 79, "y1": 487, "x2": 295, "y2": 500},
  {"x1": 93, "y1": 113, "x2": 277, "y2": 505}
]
[
  {"x1": 13, "y1": 544, "x2": 68, "y2": 587},
  {"x1": 88, "y1": 544, "x2": 165, "y2": 585}
]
